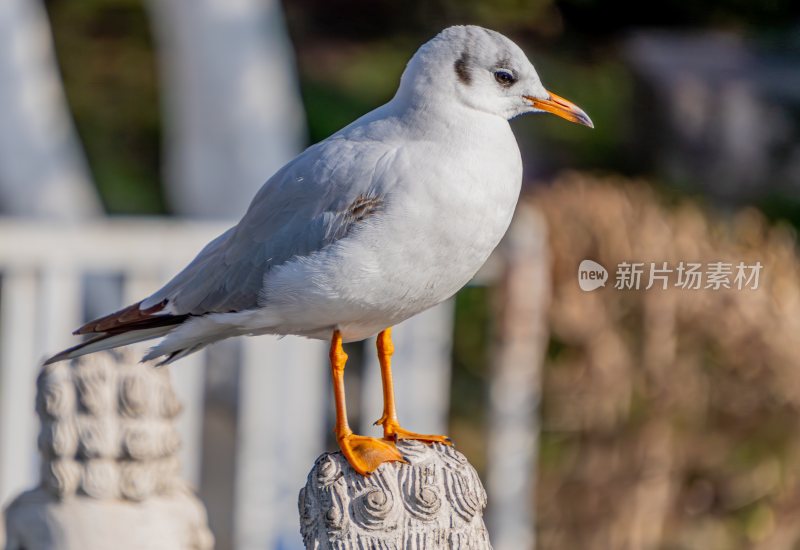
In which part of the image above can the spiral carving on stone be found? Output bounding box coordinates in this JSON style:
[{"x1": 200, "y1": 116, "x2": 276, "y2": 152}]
[
  {"x1": 75, "y1": 358, "x2": 116, "y2": 416},
  {"x1": 299, "y1": 453, "x2": 352, "y2": 543},
  {"x1": 300, "y1": 441, "x2": 491, "y2": 548},
  {"x1": 316, "y1": 453, "x2": 342, "y2": 488},
  {"x1": 122, "y1": 422, "x2": 180, "y2": 460},
  {"x1": 31, "y1": 351, "x2": 189, "y2": 501},
  {"x1": 439, "y1": 441, "x2": 471, "y2": 470},
  {"x1": 156, "y1": 378, "x2": 183, "y2": 419},
  {"x1": 324, "y1": 502, "x2": 344, "y2": 532},
  {"x1": 77, "y1": 417, "x2": 119, "y2": 459},
  {"x1": 351, "y1": 476, "x2": 401, "y2": 531},
  {"x1": 37, "y1": 365, "x2": 76, "y2": 419},
  {"x1": 119, "y1": 373, "x2": 151, "y2": 418},
  {"x1": 399, "y1": 461, "x2": 442, "y2": 521},
  {"x1": 41, "y1": 458, "x2": 81, "y2": 497},
  {"x1": 38, "y1": 419, "x2": 78, "y2": 458},
  {"x1": 299, "y1": 486, "x2": 315, "y2": 533},
  {"x1": 81, "y1": 459, "x2": 121, "y2": 499},
  {"x1": 396, "y1": 439, "x2": 431, "y2": 462},
  {"x1": 444, "y1": 461, "x2": 486, "y2": 523},
  {"x1": 326, "y1": 475, "x2": 351, "y2": 536},
  {"x1": 119, "y1": 461, "x2": 158, "y2": 501}
]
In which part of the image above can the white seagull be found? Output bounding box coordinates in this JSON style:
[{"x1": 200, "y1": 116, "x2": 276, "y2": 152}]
[{"x1": 48, "y1": 25, "x2": 592, "y2": 474}]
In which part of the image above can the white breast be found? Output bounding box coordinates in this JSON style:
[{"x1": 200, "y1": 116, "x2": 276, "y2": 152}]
[
  {"x1": 257, "y1": 110, "x2": 523, "y2": 341},
  {"x1": 376, "y1": 117, "x2": 522, "y2": 306}
]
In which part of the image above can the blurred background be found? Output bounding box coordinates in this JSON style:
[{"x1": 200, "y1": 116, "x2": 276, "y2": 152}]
[{"x1": 1, "y1": 0, "x2": 799, "y2": 548}]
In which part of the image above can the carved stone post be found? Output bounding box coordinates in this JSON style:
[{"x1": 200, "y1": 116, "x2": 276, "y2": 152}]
[
  {"x1": 299, "y1": 441, "x2": 491, "y2": 549},
  {"x1": 3, "y1": 351, "x2": 213, "y2": 550}
]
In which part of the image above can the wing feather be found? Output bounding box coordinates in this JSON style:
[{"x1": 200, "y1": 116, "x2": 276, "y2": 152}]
[{"x1": 141, "y1": 138, "x2": 398, "y2": 316}]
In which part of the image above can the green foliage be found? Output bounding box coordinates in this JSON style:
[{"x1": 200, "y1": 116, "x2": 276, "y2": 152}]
[
  {"x1": 46, "y1": 0, "x2": 164, "y2": 214},
  {"x1": 514, "y1": 53, "x2": 636, "y2": 174},
  {"x1": 441, "y1": 0, "x2": 554, "y2": 29},
  {"x1": 298, "y1": 41, "x2": 412, "y2": 143},
  {"x1": 449, "y1": 286, "x2": 492, "y2": 475}
]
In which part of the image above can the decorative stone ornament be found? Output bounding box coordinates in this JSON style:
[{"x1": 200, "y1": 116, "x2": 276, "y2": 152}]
[
  {"x1": 299, "y1": 441, "x2": 492, "y2": 549},
  {"x1": 3, "y1": 351, "x2": 213, "y2": 550}
]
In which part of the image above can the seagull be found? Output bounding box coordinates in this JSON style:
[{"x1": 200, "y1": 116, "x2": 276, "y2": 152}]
[{"x1": 47, "y1": 25, "x2": 592, "y2": 475}]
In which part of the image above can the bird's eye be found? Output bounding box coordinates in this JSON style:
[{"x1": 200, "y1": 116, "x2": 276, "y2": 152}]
[{"x1": 494, "y1": 69, "x2": 516, "y2": 87}]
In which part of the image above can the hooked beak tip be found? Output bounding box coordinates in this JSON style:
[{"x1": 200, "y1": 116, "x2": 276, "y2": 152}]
[{"x1": 524, "y1": 91, "x2": 594, "y2": 129}]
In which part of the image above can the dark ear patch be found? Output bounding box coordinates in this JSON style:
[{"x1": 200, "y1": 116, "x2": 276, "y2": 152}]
[{"x1": 454, "y1": 51, "x2": 471, "y2": 85}]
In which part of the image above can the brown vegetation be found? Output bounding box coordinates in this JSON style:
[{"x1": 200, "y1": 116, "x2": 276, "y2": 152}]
[{"x1": 534, "y1": 174, "x2": 800, "y2": 549}]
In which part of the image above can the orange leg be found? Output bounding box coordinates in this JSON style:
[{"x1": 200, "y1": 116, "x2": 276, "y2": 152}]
[
  {"x1": 329, "y1": 330, "x2": 405, "y2": 475},
  {"x1": 373, "y1": 328, "x2": 452, "y2": 445}
]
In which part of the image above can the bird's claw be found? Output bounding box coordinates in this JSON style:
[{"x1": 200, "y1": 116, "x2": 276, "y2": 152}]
[
  {"x1": 338, "y1": 432, "x2": 406, "y2": 475},
  {"x1": 380, "y1": 420, "x2": 453, "y2": 446},
  {"x1": 373, "y1": 414, "x2": 389, "y2": 427}
]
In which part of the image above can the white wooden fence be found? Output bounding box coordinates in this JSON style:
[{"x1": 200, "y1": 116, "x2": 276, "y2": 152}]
[{"x1": 0, "y1": 217, "x2": 494, "y2": 549}]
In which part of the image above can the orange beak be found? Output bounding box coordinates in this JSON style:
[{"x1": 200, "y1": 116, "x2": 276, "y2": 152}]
[{"x1": 524, "y1": 90, "x2": 594, "y2": 128}]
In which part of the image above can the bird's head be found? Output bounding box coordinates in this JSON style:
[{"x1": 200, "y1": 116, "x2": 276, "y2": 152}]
[{"x1": 398, "y1": 25, "x2": 593, "y2": 127}]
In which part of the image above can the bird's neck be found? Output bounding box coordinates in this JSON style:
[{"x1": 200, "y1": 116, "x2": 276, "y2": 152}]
[{"x1": 392, "y1": 97, "x2": 508, "y2": 146}]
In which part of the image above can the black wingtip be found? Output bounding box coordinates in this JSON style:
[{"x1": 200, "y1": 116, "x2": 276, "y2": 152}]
[
  {"x1": 43, "y1": 350, "x2": 70, "y2": 366},
  {"x1": 42, "y1": 333, "x2": 114, "y2": 366}
]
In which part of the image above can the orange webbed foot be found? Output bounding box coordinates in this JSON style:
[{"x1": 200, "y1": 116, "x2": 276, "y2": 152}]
[
  {"x1": 375, "y1": 418, "x2": 453, "y2": 446},
  {"x1": 338, "y1": 432, "x2": 406, "y2": 476}
]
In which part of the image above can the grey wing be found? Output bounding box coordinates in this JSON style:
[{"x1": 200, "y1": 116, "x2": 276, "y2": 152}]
[{"x1": 141, "y1": 139, "x2": 396, "y2": 315}]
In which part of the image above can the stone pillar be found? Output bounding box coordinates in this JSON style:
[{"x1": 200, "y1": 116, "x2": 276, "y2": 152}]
[
  {"x1": 299, "y1": 441, "x2": 491, "y2": 549},
  {"x1": 3, "y1": 351, "x2": 213, "y2": 550}
]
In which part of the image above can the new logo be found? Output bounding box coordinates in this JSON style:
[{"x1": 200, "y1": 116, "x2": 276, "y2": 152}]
[{"x1": 578, "y1": 259, "x2": 608, "y2": 291}]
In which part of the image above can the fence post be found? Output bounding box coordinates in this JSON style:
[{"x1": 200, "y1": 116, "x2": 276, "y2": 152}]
[{"x1": 487, "y1": 204, "x2": 550, "y2": 550}]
